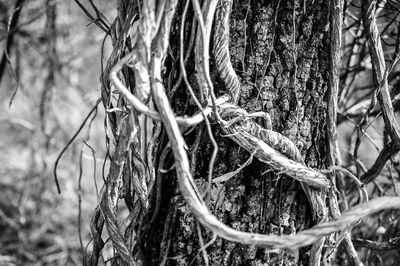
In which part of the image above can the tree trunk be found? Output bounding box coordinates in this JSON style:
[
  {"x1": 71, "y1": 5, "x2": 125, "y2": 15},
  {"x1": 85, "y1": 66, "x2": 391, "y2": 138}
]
[
  {"x1": 93, "y1": 0, "x2": 333, "y2": 265},
  {"x1": 144, "y1": 1, "x2": 331, "y2": 265}
]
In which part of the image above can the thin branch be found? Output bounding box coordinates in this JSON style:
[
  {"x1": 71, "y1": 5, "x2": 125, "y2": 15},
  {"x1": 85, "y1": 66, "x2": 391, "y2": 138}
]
[
  {"x1": 53, "y1": 98, "x2": 101, "y2": 193},
  {"x1": 1, "y1": 0, "x2": 26, "y2": 107},
  {"x1": 360, "y1": 142, "x2": 399, "y2": 185},
  {"x1": 353, "y1": 237, "x2": 400, "y2": 251},
  {"x1": 74, "y1": 0, "x2": 109, "y2": 33}
]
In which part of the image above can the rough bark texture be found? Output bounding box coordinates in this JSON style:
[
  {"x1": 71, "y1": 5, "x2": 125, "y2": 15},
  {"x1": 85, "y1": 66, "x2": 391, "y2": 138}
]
[{"x1": 143, "y1": 0, "x2": 331, "y2": 265}]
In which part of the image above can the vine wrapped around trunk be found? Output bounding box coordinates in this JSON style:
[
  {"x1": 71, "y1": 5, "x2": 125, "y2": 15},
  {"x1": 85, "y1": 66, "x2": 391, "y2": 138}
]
[{"x1": 80, "y1": 0, "x2": 400, "y2": 265}]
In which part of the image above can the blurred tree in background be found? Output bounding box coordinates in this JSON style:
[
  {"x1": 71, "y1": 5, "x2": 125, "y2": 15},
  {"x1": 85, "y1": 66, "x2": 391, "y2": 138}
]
[
  {"x1": 1, "y1": 0, "x2": 400, "y2": 265},
  {"x1": 0, "y1": 0, "x2": 113, "y2": 264}
]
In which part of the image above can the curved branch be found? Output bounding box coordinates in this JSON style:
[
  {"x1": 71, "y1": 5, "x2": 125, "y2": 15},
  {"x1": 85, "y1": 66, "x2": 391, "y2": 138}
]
[{"x1": 360, "y1": 142, "x2": 399, "y2": 185}]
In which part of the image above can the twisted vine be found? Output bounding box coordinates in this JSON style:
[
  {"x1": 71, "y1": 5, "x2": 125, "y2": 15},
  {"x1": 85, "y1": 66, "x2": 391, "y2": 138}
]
[{"x1": 84, "y1": 0, "x2": 400, "y2": 264}]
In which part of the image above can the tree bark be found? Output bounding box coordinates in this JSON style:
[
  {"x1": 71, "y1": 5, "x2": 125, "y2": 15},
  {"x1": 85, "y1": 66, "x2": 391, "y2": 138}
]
[{"x1": 142, "y1": 0, "x2": 331, "y2": 265}]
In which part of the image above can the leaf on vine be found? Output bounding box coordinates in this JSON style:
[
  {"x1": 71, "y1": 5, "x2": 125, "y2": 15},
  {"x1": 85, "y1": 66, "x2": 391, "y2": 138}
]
[{"x1": 212, "y1": 148, "x2": 257, "y2": 183}]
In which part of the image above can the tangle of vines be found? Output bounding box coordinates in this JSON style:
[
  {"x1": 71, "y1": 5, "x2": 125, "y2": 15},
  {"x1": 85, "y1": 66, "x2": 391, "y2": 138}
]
[{"x1": 78, "y1": 0, "x2": 400, "y2": 264}]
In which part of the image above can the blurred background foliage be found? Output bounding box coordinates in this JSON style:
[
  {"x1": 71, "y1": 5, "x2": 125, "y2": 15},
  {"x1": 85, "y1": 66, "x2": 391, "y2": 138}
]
[
  {"x1": 0, "y1": 0, "x2": 115, "y2": 264},
  {"x1": 0, "y1": 0, "x2": 400, "y2": 265}
]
